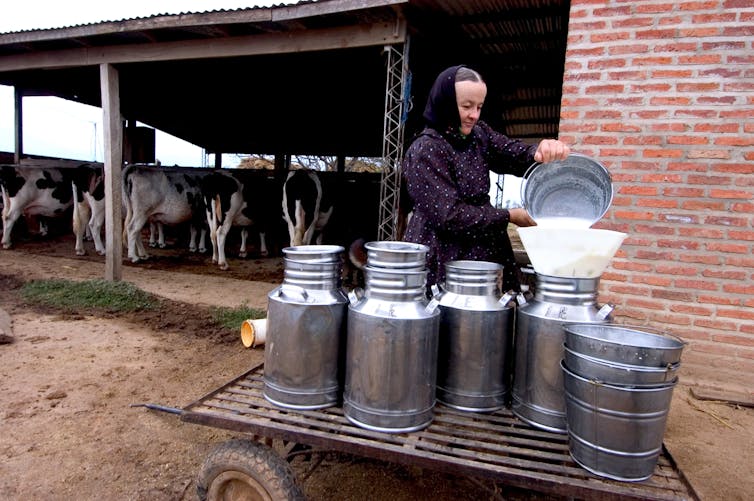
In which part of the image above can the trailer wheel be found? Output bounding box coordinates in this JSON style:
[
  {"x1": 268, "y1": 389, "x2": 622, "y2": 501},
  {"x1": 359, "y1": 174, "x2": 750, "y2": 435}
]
[{"x1": 197, "y1": 439, "x2": 305, "y2": 501}]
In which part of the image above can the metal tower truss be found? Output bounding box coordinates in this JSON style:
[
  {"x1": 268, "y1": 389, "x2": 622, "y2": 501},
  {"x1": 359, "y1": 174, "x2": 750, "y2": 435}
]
[{"x1": 378, "y1": 39, "x2": 410, "y2": 241}]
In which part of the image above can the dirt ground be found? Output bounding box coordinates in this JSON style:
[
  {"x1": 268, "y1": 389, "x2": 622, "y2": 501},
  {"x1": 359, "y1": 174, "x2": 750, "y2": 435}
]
[{"x1": 1, "y1": 232, "x2": 753, "y2": 501}]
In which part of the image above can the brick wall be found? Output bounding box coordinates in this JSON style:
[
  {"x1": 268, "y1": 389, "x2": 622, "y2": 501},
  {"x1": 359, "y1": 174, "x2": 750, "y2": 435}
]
[{"x1": 560, "y1": 0, "x2": 754, "y2": 374}]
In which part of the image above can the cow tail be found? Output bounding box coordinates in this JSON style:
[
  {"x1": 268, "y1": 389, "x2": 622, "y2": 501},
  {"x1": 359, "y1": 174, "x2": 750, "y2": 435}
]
[
  {"x1": 72, "y1": 180, "x2": 85, "y2": 238},
  {"x1": 121, "y1": 165, "x2": 134, "y2": 244}
]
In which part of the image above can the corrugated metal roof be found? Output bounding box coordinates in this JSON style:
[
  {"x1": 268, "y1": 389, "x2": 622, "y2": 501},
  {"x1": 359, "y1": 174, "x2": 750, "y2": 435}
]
[{"x1": 0, "y1": 0, "x2": 569, "y2": 154}]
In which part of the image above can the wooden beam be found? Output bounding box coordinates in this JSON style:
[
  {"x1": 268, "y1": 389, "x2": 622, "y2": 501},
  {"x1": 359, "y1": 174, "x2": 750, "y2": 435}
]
[
  {"x1": 13, "y1": 88, "x2": 22, "y2": 163},
  {"x1": 100, "y1": 63, "x2": 123, "y2": 282},
  {"x1": 0, "y1": 22, "x2": 406, "y2": 72}
]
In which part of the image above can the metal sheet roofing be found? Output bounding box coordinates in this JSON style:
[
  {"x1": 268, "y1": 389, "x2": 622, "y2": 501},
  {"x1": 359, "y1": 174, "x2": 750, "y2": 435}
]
[{"x1": 0, "y1": 0, "x2": 569, "y2": 156}]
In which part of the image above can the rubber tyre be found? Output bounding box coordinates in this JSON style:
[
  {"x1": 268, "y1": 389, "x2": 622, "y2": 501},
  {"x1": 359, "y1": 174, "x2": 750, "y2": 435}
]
[{"x1": 197, "y1": 439, "x2": 305, "y2": 501}]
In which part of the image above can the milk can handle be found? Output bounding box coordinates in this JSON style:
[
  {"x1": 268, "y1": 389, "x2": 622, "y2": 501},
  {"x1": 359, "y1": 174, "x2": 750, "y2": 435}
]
[
  {"x1": 279, "y1": 284, "x2": 309, "y2": 302},
  {"x1": 348, "y1": 288, "x2": 364, "y2": 305}
]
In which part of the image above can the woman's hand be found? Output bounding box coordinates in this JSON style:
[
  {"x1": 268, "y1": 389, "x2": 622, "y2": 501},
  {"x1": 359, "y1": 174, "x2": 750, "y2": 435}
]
[
  {"x1": 534, "y1": 139, "x2": 570, "y2": 163},
  {"x1": 509, "y1": 208, "x2": 536, "y2": 227}
]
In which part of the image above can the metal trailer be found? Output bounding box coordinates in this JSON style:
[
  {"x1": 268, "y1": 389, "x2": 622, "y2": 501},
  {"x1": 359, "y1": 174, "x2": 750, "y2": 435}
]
[{"x1": 180, "y1": 363, "x2": 699, "y2": 501}]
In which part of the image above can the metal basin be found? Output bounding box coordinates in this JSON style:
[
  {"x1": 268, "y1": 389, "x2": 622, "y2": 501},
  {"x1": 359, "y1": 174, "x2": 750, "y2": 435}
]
[
  {"x1": 564, "y1": 323, "x2": 685, "y2": 367},
  {"x1": 563, "y1": 345, "x2": 680, "y2": 386},
  {"x1": 521, "y1": 153, "x2": 613, "y2": 228}
]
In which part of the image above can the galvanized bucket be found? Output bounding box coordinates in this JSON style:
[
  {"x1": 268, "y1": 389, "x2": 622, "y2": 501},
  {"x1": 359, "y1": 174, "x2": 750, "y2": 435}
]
[
  {"x1": 263, "y1": 245, "x2": 348, "y2": 410},
  {"x1": 434, "y1": 260, "x2": 514, "y2": 412},
  {"x1": 562, "y1": 361, "x2": 677, "y2": 482}
]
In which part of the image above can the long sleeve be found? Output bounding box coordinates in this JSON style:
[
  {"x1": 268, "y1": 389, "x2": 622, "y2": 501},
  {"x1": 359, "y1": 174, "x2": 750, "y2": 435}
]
[{"x1": 403, "y1": 135, "x2": 509, "y2": 237}]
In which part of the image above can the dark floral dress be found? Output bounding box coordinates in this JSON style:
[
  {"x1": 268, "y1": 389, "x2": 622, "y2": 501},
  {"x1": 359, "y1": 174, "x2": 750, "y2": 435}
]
[{"x1": 402, "y1": 120, "x2": 537, "y2": 290}]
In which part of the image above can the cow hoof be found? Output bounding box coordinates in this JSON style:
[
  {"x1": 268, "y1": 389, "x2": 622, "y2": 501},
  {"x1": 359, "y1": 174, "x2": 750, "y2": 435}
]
[
  {"x1": 76, "y1": 250, "x2": 86, "y2": 256},
  {"x1": 260, "y1": 251, "x2": 269, "y2": 257},
  {"x1": 158, "y1": 244, "x2": 166, "y2": 249},
  {"x1": 199, "y1": 247, "x2": 207, "y2": 254},
  {"x1": 2, "y1": 244, "x2": 11, "y2": 250},
  {"x1": 239, "y1": 252, "x2": 247, "y2": 259},
  {"x1": 149, "y1": 242, "x2": 157, "y2": 248},
  {"x1": 220, "y1": 263, "x2": 230, "y2": 271},
  {"x1": 97, "y1": 250, "x2": 106, "y2": 256},
  {"x1": 189, "y1": 246, "x2": 197, "y2": 253}
]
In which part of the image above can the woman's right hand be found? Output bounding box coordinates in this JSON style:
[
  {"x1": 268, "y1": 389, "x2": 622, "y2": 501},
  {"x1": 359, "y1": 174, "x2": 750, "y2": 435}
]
[{"x1": 508, "y1": 208, "x2": 536, "y2": 227}]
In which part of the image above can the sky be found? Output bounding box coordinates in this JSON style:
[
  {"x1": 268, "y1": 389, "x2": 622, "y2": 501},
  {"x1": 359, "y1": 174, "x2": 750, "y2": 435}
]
[{"x1": 0, "y1": 1, "x2": 280, "y2": 167}]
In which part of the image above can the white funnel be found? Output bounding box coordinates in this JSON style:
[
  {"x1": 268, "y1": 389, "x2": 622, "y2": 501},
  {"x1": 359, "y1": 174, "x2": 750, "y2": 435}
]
[{"x1": 517, "y1": 227, "x2": 627, "y2": 278}]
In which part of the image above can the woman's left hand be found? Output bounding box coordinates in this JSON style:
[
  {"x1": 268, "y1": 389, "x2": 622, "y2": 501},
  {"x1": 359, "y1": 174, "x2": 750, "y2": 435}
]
[
  {"x1": 509, "y1": 208, "x2": 536, "y2": 227},
  {"x1": 534, "y1": 139, "x2": 571, "y2": 163}
]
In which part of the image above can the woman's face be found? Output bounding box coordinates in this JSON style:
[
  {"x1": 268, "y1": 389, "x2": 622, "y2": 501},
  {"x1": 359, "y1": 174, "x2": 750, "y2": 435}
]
[{"x1": 455, "y1": 80, "x2": 487, "y2": 135}]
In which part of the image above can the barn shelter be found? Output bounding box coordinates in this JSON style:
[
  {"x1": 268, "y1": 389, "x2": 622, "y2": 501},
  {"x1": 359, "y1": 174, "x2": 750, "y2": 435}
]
[{"x1": 0, "y1": 0, "x2": 569, "y2": 280}]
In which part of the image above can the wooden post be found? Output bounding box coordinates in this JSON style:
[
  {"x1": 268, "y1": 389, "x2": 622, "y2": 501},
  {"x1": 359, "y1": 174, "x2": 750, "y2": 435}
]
[
  {"x1": 100, "y1": 63, "x2": 123, "y2": 281},
  {"x1": 13, "y1": 88, "x2": 22, "y2": 164}
]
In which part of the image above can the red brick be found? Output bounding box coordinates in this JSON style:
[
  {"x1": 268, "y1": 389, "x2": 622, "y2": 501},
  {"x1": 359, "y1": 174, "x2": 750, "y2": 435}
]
[
  {"x1": 643, "y1": 149, "x2": 684, "y2": 158},
  {"x1": 725, "y1": 256, "x2": 754, "y2": 268},
  {"x1": 709, "y1": 189, "x2": 752, "y2": 199},
  {"x1": 704, "y1": 216, "x2": 749, "y2": 227},
  {"x1": 679, "y1": 54, "x2": 722, "y2": 64},
  {"x1": 667, "y1": 135, "x2": 709, "y2": 145},
  {"x1": 687, "y1": 174, "x2": 732, "y2": 185},
  {"x1": 718, "y1": 308, "x2": 754, "y2": 321},
  {"x1": 679, "y1": 28, "x2": 720, "y2": 37},
  {"x1": 677, "y1": 82, "x2": 720, "y2": 93},
  {"x1": 614, "y1": 210, "x2": 655, "y2": 221},
  {"x1": 702, "y1": 269, "x2": 748, "y2": 280},
  {"x1": 707, "y1": 242, "x2": 749, "y2": 254},
  {"x1": 693, "y1": 123, "x2": 739, "y2": 133},
  {"x1": 619, "y1": 185, "x2": 657, "y2": 195},
  {"x1": 671, "y1": 304, "x2": 715, "y2": 316},
  {"x1": 652, "y1": 69, "x2": 693, "y2": 78},
  {"x1": 663, "y1": 186, "x2": 705, "y2": 197},
  {"x1": 694, "y1": 319, "x2": 740, "y2": 332},
  {"x1": 679, "y1": 253, "x2": 722, "y2": 265},
  {"x1": 657, "y1": 239, "x2": 701, "y2": 250},
  {"x1": 724, "y1": 283, "x2": 754, "y2": 295},
  {"x1": 626, "y1": 298, "x2": 665, "y2": 310},
  {"x1": 649, "y1": 96, "x2": 692, "y2": 106},
  {"x1": 637, "y1": 198, "x2": 678, "y2": 208},
  {"x1": 680, "y1": 200, "x2": 726, "y2": 210},
  {"x1": 633, "y1": 275, "x2": 673, "y2": 287},
  {"x1": 591, "y1": 32, "x2": 630, "y2": 42},
  {"x1": 667, "y1": 162, "x2": 708, "y2": 172},
  {"x1": 634, "y1": 56, "x2": 674, "y2": 65},
  {"x1": 674, "y1": 278, "x2": 720, "y2": 291},
  {"x1": 729, "y1": 230, "x2": 754, "y2": 241},
  {"x1": 585, "y1": 84, "x2": 625, "y2": 94},
  {"x1": 623, "y1": 136, "x2": 664, "y2": 145},
  {"x1": 678, "y1": 227, "x2": 724, "y2": 239},
  {"x1": 661, "y1": 214, "x2": 700, "y2": 224},
  {"x1": 687, "y1": 150, "x2": 730, "y2": 159},
  {"x1": 698, "y1": 294, "x2": 743, "y2": 306},
  {"x1": 714, "y1": 136, "x2": 754, "y2": 146}
]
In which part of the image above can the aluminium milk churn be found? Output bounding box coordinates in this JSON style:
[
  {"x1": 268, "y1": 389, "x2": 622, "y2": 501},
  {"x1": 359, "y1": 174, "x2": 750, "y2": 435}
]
[
  {"x1": 512, "y1": 274, "x2": 613, "y2": 433},
  {"x1": 263, "y1": 245, "x2": 348, "y2": 410},
  {"x1": 343, "y1": 241, "x2": 441, "y2": 433},
  {"x1": 433, "y1": 260, "x2": 515, "y2": 412}
]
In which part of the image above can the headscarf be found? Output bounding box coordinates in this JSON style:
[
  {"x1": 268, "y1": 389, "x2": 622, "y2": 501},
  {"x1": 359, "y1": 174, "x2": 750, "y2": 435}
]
[{"x1": 422, "y1": 65, "x2": 465, "y2": 132}]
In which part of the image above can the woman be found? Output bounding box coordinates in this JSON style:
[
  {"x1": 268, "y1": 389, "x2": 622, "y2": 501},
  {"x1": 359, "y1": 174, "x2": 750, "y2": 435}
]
[{"x1": 402, "y1": 65, "x2": 570, "y2": 290}]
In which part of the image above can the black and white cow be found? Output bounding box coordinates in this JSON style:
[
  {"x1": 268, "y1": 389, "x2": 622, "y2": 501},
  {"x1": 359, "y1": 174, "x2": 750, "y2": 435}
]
[
  {"x1": 122, "y1": 165, "x2": 208, "y2": 263},
  {"x1": 201, "y1": 170, "x2": 280, "y2": 270},
  {"x1": 282, "y1": 169, "x2": 334, "y2": 247},
  {"x1": 1, "y1": 165, "x2": 78, "y2": 249}
]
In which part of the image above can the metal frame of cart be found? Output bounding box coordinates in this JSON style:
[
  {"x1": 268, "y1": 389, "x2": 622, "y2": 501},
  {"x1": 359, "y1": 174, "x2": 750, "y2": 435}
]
[{"x1": 181, "y1": 363, "x2": 699, "y2": 501}]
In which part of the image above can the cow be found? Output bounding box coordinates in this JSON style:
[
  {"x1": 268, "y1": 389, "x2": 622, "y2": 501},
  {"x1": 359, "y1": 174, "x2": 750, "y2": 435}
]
[
  {"x1": 201, "y1": 169, "x2": 280, "y2": 270},
  {"x1": 282, "y1": 169, "x2": 334, "y2": 247},
  {"x1": 1, "y1": 165, "x2": 79, "y2": 250},
  {"x1": 71, "y1": 164, "x2": 106, "y2": 256},
  {"x1": 122, "y1": 165, "x2": 208, "y2": 263}
]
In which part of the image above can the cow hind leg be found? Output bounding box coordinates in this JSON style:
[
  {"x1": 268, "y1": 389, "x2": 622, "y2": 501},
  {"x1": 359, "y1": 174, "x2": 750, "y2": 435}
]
[
  {"x1": 238, "y1": 228, "x2": 248, "y2": 259},
  {"x1": 259, "y1": 232, "x2": 268, "y2": 257}
]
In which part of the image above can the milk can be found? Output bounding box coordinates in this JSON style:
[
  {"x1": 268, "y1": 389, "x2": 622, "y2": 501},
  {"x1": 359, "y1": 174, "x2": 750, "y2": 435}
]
[
  {"x1": 263, "y1": 245, "x2": 348, "y2": 410},
  {"x1": 511, "y1": 274, "x2": 612, "y2": 433},
  {"x1": 433, "y1": 260, "x2": 515, "y2": 412},
  {"x1": 343, "y1": 241, "x2": 441, "y2": 433}
]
